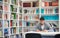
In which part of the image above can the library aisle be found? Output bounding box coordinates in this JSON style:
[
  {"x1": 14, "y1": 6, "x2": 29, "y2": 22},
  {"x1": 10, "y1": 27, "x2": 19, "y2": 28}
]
[{"x1": 0, "y1": 0, "x2": 60, "y2": 38}]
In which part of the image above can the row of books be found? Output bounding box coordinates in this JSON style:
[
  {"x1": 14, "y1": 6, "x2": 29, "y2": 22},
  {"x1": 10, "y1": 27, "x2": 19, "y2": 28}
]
[
  {"x1": 10, "y1": 27, "x2": 22, "y2": 34},
  {"x1": 41, "y1": 2, "x2": 58, "y2": 7},
  {"x1": 10, "y1": 20, "x2": 22, "y2": 27},
  {"x1": 23, "y1": 1, "x2": 39, "y2": 7},
  {"x1": 24, "y1": 15, "x2": 39, "y2": 21},
  {"x1": 41, "y1": 8, "x2": 59, "y2": 13},
  {"x1": 0, "y1": 20, "x2": 22, "y2": 28},
  {"x1": 23, "y1": 21, "x2": 38, "y2": 27},
  {"x1": 23, "y1": 8, "x2": 39, "y2": 14},
  {"x1": 41, "y1": 14, "x2": 59, "y2": 20}
]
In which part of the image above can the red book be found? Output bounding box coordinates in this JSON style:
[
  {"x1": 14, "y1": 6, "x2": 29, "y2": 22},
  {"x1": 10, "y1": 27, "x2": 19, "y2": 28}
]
[
  {"x1": 23, "y1": 3, "x2": 31, "y2": 7},
  {"x1": 52, "y1": 2, "x2": 58, "y2": 6},
  {"x1": 10, "y1": 20, "x2": 12, "y2": 27},
  {"x1": 45, "y1": 2, "x2": 49, "y2": 6}
]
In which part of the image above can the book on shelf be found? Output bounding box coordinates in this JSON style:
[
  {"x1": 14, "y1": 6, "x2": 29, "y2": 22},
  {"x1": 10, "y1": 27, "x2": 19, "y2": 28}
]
[
  {"x1": 10, "y1": 20, "x2": 17, "y2": 27},
  {"x1": 42, "y1": 1, "x2": 58, "y2": 7},
  {"x1": 19, "y1": 27, "x2": 22, "y2": 33},
  {"x1": 4, "y1": 0, "x2": 8, "y2": 2},
  {"x1": 4, "y1": 21, "x2": 9, "y2": 28},
  {"x1": 10, "y1": 5, "x2": 14, "y2": 12},
  {"x1": 19, "y1": 21, "x2": 22, "y2": 26},
  {"x1": 52, "y1": 2, "x2": 58, "y2": 6},
  {"x1": 32, "y1": 1, "x2": 39, "y2": 7},
  {"x1": 36, "y1": 8, "x2": 39, "y2": 14},
  {"x1": 45, "y1": 2, "x2": 49, "y2": 6},
  {"x1": 0, "y1": 20, "x2": 2, "y2": 27},
  {"x1": 0, "y1": 13, "x2": 2, "y2": 19},
  {"x1": 55, "y1": 8, "x2": 59, "y2": 13},
  {"x1": 23, "y1": 3, "x2": 31, "y2": 7},
  {"x1": 11, "y1": 13, "x2": 16, "y2": 19},
  {"x1": 4, "y1": 29, "x2": 8, "y2": 36},
  {"x1": 10, "y1": 27, "x2": 16, "y2": 34},
  {"x1": 10, "y1": 20, "x2": 12, "y2": 27},
  {"x1": 41, "y1": 14, "x2": 59, "y2": 20},
  {"x1": 10, "y1": 28, "x2": 13, "y2": 34},
  {"x1": 13, "y1": 27, "x2": 16, "y2": 34},
  {"x1": 0, "y1": 5, "x2": 3, "y2": 10},
  {"x1": 19, "y1": 14, "x2": 22, "y2": 19},
  {"x1": 41, "y1": 8, "x2": 44, "y2": 14},
  {"x1": 49, "y1": 2, "x2": 52, "y2": 6},
  {"x1": 11, "y1": 0, "x2": 17, "y2": 5},
  {"x1": 4, "y1": 5, "x2": 8, "y2": 12},
  {"x1": 12, "y1": 21, "x2": 17, "y2": 27},
  {"x1": 0, "y1": 30, "x2": 2, "y2": 36},
  {"x1": 19, "y1": 7, "x2": 22, "y2": 13},
  {"x1": 4, "y1": 14, "x2": 9, "y2": 20},
  {"x1": 16, "y1": 34, "x2": 19, "y2": 38}
]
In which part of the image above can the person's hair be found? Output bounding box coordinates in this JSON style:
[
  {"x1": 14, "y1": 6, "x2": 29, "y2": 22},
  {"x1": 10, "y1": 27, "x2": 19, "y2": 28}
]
[{"x1": 40, "y1": 17, "x2": 45, "y2": 20}]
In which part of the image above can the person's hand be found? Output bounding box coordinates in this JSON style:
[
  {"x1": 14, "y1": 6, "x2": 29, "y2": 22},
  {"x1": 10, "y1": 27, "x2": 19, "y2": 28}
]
[
  {"x1": 36, "y1": 30, "x2": 41, "y2": 32},
  {"x1": 43, "y1": 30, "x2": 48, "y2": 32}
]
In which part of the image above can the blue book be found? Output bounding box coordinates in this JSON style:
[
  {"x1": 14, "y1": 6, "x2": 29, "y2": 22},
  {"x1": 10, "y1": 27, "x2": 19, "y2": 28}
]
[
  {"x1": 36, "y1": 8, "x2": 39, "y2": 14},
  {"x1": 41, "y1": 9, "x2": 44, "y2": 14}
]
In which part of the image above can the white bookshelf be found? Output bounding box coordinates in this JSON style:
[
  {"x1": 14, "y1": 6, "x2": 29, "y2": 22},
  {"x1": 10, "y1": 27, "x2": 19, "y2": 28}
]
[{"x1": 0, "y1": 0, "x2": 59, "y2": 38}]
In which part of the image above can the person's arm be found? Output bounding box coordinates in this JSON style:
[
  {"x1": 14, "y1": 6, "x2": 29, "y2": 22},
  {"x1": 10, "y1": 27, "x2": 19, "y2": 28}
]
[{"x1": 46, "y1": 23, "x2": 54, "y2": 32}]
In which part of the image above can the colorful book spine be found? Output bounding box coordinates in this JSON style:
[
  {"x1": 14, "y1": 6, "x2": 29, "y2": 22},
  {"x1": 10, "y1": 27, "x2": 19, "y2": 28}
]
[{"x1": 10, "y1": 5, "x2": 14, "y2": 12}]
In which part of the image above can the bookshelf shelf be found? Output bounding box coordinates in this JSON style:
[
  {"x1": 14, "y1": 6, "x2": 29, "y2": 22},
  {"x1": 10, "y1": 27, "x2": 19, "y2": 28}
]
[{"x1": 0, "y1": 0, "x2": 59, "y2": 38}]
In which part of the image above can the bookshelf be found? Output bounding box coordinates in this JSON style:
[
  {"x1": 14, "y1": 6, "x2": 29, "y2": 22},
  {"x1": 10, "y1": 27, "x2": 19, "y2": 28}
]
[{"x1": 0, "y1": 0, "x2": 59, "y2": 38}]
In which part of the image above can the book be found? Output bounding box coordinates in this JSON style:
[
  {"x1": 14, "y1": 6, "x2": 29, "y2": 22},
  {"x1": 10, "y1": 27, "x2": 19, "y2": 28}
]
[
  {"x1": 0, "y1": 20, "x2": 2, "y2": 27},
  {"x1": 4, "y1": 21, "x2": 9, "y2": 28},
  {"x1": 12, "y1": 20, "x2": 17, "y2": 27},
  {"x1": 45, "y1": 2, "x2": 49, "y2": 6},
  {"x1": 10, "y1": 20, "x2": 12, "y2": 27},
  {"x1": 49, "y1": 2, "x2": 52, "y2": 6},
  {"x1": 41, "y1": 9, "x2": 44, "y2": 14},
  {"x1": 4, "y1": 0, "x2": 7, "y2": 2},
  {"x1": 52, "y1": 2, "x2": 58, "y2": 6},
  {"x1": 19, "y1": 14, "x2": 22, "y2": 19},
  {"x1": 0, "y1": 13, "x2": 2, "y2": 19},
  {"x1": 41, "y1": 2, "x2": 45, "y2": 7},
  {"x1": 36, "y1": 8, "x2": 39, "y2": 14},
  {"x1": 0, "y1": 30, "x2": 2, "y2": 36},
  {"x1": 16, "y1": 34, "x2": 19, "y2": 38},
  {"x1": 55, "y1": 8, "x2": 59, "y2": 13},
  {"x1": 19, "y1": 27, "x2": 22, "y2": 32},
  {"x1": 32, "y1": 1, "x2": 39, "y2": 7},
  {"x1": 19, "y1": 21, "x2": 22, "y2": 26},
  {"x1": 4, "y1": 5, "x2": 8, "y2": 12},
  {"x1": 11, "y1": 0, "x2": 17, "y2": 5},
  {"x1": 4, "y1": 14, "x2": 8, "y2": 20},
  {"x1": 11, "y1": 13, "x2": 16, "y2": 19},
  {"x1": 10, "y1": 5, "x2": 14, "y2": 12},
  {"x1": 0, "y1": 6, "x2": 3, "y2": 10},
  {"x1": 4, "y1": 29, "x2": 8, "y2": 36},
  {"x1": 23, "y1": 3, "x2": 31, "y2": 7},
  {"x1": 13, "y1": 28, "x2": 16, "y2": 34}
]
